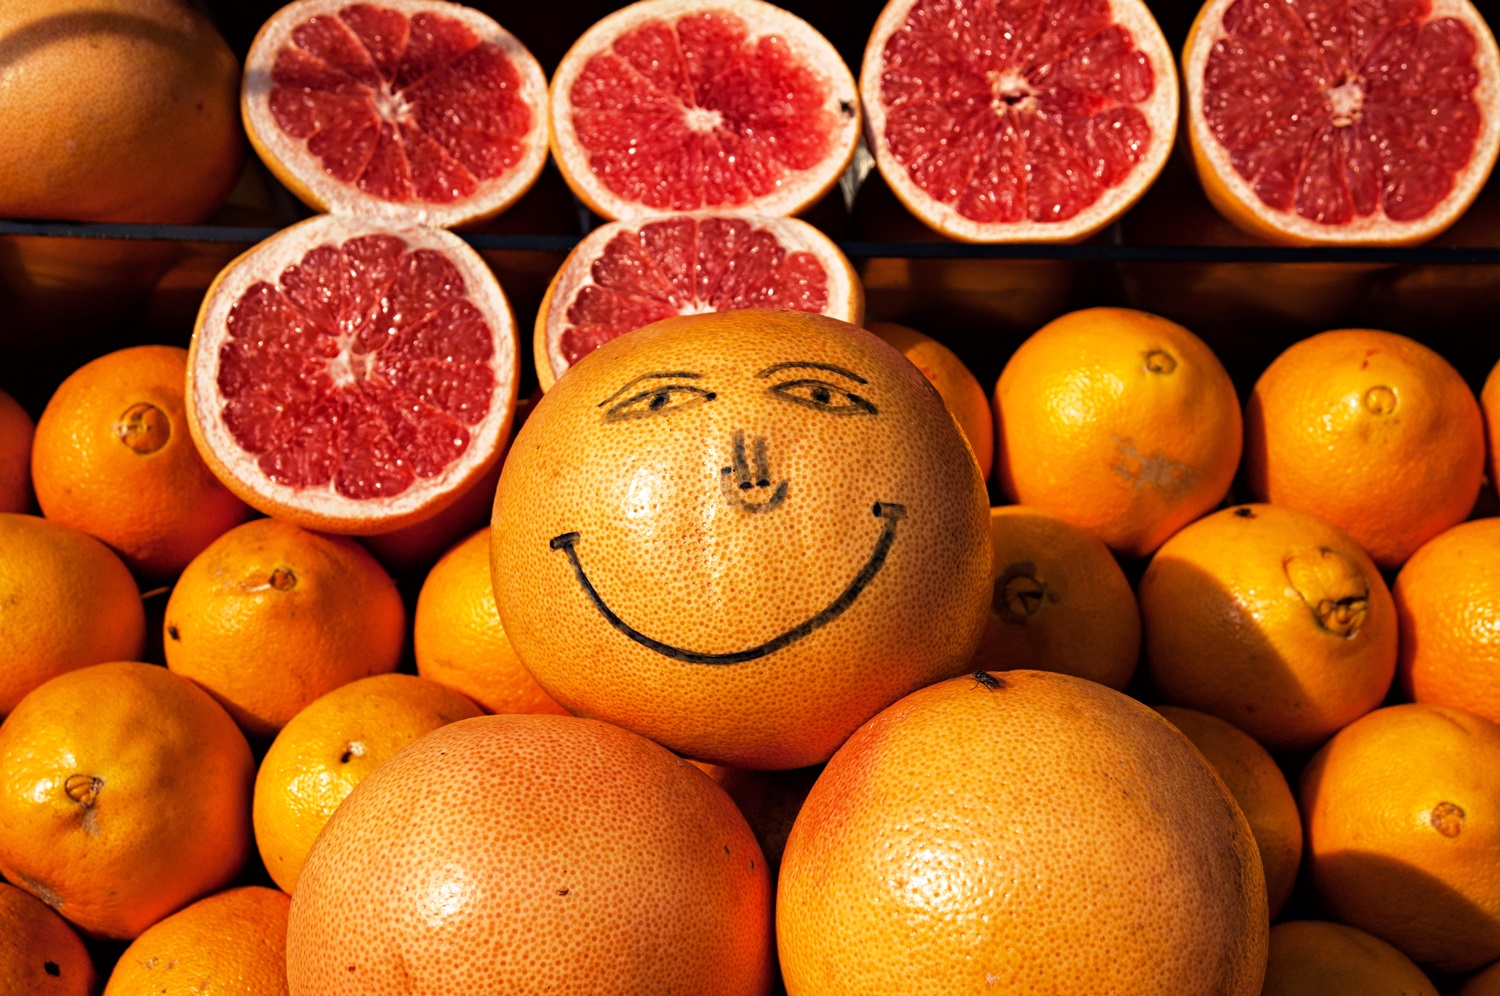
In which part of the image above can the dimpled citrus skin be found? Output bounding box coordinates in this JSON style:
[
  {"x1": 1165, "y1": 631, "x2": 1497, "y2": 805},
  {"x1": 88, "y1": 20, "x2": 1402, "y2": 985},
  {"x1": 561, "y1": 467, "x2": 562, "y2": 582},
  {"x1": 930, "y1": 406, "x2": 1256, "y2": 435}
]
[
  {"x1": 1155, "y1": 706, "x2": 1302, "y2": 919},
  {"x1": 866, "y1": 321, "x2": 993, "y2": 479},
  {"x1": 1140, "y1": 503, "x2": 1397, "y2": 752},
  {"x1": 253, "y1": 673, "x2": 483, "y2": 894},
  {"x1": 994, "y1": 307, "x2": 1241, "y2": 558},
  {"x1": 972, "y1": 504, "x2": 1140, "y2": 689},
  {"x1": 0, "y1": 513, "x2": 146, "y2": 717},
  {"x1": 286, "y1": 714, "x2": 774, "y2": 995},
  {"x1": 1260, "y1": 920, "x2": 1438, "y2": 996},
  {"x1": 1302, "y1": 704, "x2": 1500, "y2": 973},
  {"x1": 0, "y1": 881, "x2": 96, "y2": 994},
  {"x1": 776, "y1": 670, "x2": 1268, "y2": 995},
  {"x1": 0, "y1": 389, "x2": 33, "y2": 514},
  {"x1": 1395, "y1": 518, "x2": 1500, "y2": 725},
  {"x1": 31, "y1": 345, "x2": 253, "y2": 578},
  {"x1": 0, "y1": 661, "x2": 253, "y2": 940},
  {"x1": 103, "y1": 886, "x2": 291, "y2": 995},
  {"x1": 491, "y1": 309, "x2": 992, "y2": 770},
  {"x1": 1245, "y1": 329, "x2": 1484, "y2": 569},
  {"x1": 414, "y1": 527, "x2": 568, "y2": 716}
]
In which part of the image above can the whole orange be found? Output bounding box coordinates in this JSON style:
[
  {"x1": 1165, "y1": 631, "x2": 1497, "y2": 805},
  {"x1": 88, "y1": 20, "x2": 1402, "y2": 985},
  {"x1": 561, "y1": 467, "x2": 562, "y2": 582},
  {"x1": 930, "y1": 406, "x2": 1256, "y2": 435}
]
[
  {"x1": 1140, "y1": 503, "x2": 1397, "y2": 752},
  {"x1": 777, "y1": 670, "x2": 1268, "y2": 995},
  {"x1": 31, "y1": 344, "x2": 253, "y2": 578},
  {"x1": 1245, "y1": 329, "x2": 1484, "y2": 569},
  {"x1": 993, "y1": 307, "x2": 1242, "y2": 558},
  {"x1": 0, "y1": 661, "x2": 253, "y2": 939},
  {"x1": 286, "y1": 714, "x2": 775, "y2": 994},
  {"x1": 0, "y1": 0, "x2": 242, "y2": 223},
  {"x1": 1465, "y1": 960, "x2": 1500, "y2": 996},
  {"x1": 0, "y1": 513, "x2": 146, "y2": 717},
  {"x1": 163, "y1": 517, "x2": 405, "y2": 738},
  {"x1": 971, "y1": 504, "x2": 1140, "y2": 689},
  {"x1": 866, "y1": 321, "x2": 994, "y2": 478},
  {"x1": 0, "y1": 881, "x2": 96, "y2": 995},
  {"x1": 1301, "y1": 703, "x2": 1500, "y2": 973},
  {"x1": 0, "y1": 389, "x2": 33, "y2": 513},
  {"x1": 414, "y1": 527, "x2": 567, "y2": 716},
  {"x1": 1395, "y1": 518, "x2": 1500, "y2": 725},
  {"x1": 253, "y1": 673, "x2": 482, "y2": 894},
  {"x1": 1483, "y1": 357, "x2": 1500, "y2": 506},
  {"x1": 1261, "y1": 921, "x2": 1438, "y2": 996},
  {"x1": 1155, "y1": 706, "x2": 1302, "y2": 918},
  {"x1": 102, "y1": 886, "x2": 290, "y2": 995},
  {"x1": 491, "y1": 309, "x2": 992, "y2": 770}
]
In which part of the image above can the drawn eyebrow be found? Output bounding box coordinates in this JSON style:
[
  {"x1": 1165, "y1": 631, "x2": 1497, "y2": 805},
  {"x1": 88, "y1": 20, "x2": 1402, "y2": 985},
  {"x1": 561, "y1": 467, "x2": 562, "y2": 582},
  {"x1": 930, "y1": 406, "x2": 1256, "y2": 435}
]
[
  {"x1": 597, "y1": 371, "x2": 703, "y2": 407},
  {"x1": 756, "y1": 361, "x2": 868, "y2": 384}
]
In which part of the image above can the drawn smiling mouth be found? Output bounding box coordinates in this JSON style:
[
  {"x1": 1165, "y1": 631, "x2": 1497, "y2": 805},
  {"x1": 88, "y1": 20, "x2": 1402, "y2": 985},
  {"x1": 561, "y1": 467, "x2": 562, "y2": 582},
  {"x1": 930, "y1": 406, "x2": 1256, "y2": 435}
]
[{"x1": 548, "y1": 501, "x2": 907, "y2": 665}]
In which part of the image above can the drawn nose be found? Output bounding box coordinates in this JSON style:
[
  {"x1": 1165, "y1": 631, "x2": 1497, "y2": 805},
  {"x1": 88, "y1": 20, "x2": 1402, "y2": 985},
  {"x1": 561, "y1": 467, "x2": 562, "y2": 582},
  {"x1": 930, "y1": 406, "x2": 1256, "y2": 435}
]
[{"x1": 721, "y1": 429, "x2": 789, "y2": 513}]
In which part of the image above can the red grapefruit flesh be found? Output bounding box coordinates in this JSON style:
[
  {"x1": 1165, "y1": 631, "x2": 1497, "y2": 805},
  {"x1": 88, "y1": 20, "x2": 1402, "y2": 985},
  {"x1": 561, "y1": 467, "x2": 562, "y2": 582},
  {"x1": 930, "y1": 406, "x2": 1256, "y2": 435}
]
[
  {"x1": 1184, "y1": 0, "x2": 1500, "y2": 245},
  {"x1": 860, "y1": 0, "x2": 1179, "y2": 243},
  {"x1": 534, "y1": 212, "x2": 863, "y2": 389},
  {"x1": 187, "y1": 213, "x2": 519, "y2": 535},
  {"x1": 549, "y1": 0, "x2": 861, "y2": 219},
  {"x1": 243, "y1": 0, "x2": 550, "y2": 228}
]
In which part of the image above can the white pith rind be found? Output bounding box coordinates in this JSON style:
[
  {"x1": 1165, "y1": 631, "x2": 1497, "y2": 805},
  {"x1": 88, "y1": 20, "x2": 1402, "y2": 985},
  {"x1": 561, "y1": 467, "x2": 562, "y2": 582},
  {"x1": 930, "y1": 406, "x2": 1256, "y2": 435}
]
[
  {"x1": 533, "y1": 212, "x2": 863, "y2": 390},
  {"x1": 243, "y1": 0, "x2": 550, "y2": 228},
  {"x1": 190, "y1": 213, "x2": 518, "y2": 532},
  {"x1": 549, "y1": 0, "x2": 861, "y2": 220},
  {"x1": 1184, "y1": 0, "x2": 1500, "y2": 245},
  {"x1": 859, "y1": 0, "x2": 1180, "y2": 244}
]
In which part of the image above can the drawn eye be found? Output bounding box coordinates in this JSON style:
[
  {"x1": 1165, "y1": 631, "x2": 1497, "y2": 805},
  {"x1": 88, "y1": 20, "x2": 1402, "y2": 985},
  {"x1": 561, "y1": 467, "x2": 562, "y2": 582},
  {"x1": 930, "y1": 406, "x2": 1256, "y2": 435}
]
[
  {"x1": 768, "y1": 378, "x2": 878, "y2": 416},
  {"x1": 603, "y1": 385, "x2": 716, "y2": 422}
]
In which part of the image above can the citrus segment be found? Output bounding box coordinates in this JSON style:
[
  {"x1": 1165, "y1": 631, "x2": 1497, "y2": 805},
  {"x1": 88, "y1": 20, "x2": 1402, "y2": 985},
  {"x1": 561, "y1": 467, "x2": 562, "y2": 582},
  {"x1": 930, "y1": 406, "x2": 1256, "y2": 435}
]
[
  {"x1": 535, "y1": 212, "x2": 862, "y2": 389},
  {"x1": 550, "y1": 0, "x2": 860, "y2": 219},
  {"x1": 244, "y1": 0, "x2": 550, "y2": 227},
  {"x1": 188, "y1": 213, "x2": 518, "y2": 534},
  {"x1": 860, "y1": 0, "x2": 1179, "y2": 242},
  {"x1": 1184, "y1": 0, "x2": 1500, "y2": 244}
]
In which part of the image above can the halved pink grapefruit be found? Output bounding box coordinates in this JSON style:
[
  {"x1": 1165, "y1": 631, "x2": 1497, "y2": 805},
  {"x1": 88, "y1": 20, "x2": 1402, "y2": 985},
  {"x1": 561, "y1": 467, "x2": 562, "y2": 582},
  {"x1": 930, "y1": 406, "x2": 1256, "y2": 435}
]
[
  {"x1": 242, "y1": 0, "x2": 550, "y2": 228},
  {"x1": 186, "y1": 213, "x2": 519, "y2": 535},
  {"x1": 859, "y1": 0, "x2": 1179, "y2": 243},
  {"x1": 534, "y1": 212, "x2": 862, "y2": 390},
  {"x1": 549, "y1": 0, "x2": 861, "y2": 220},
  {"x1": 1184, "y1": 0, "x2": 1500, "y2": 246}
]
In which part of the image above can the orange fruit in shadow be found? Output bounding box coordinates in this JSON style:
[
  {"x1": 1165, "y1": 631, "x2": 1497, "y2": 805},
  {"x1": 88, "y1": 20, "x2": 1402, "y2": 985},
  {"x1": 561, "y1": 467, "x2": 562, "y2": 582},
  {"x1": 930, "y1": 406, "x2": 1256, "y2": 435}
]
[
  {"x1": 286, "y1": 714, "x2": 775, "y2": 993},
  {"x1": 695, "y1": 762, "x2": 822, "y2": 877},
  {"x1": 1301, "y1": 703, "x2": 1500, "y2": 973},
  {"x1": 994, "y1": 307, "x2": 1242, "y2": 559},
  {"x1": 1480, "y1": 357, "x2": 1500, "y2": 507},
  {"x1": 31, "y1": 344, "x2": 253, "y2": 578},
  {"x1": 491, "y1": 309, "x2": 992, "y2": 770},
  {"x1": 163, "y1": 518, "x2": 405, "y2": 740},
  {"x1": 866, "y1": 321, "x2": 993, "y2": 479},
  {"x1": 1155, "y1": 705, "x2": 1302, "y2": 919},
  {"x1": 0, "y1": 389, "x2": 33, "y2": 514},
  {"x1": 972, "y1": 505, "x2": 1139, "y2": 690},
  {"x1": 0, "y1": 661, "x2": 253, "y2": 940},
  {"x1": 776, "y1": 670, "x2": 1268, "y2": 995},
  {"x1": 0, "y1": 513, "x2": 146, "y2": 717},
  {"x1": 0, "y1": 0, "x2": 243, "y2": 224},
  {"x1": 0, "y1": 881, "x2": 96, "y2": 995},
  {"x1": 1394, "y1": 518, "x2": 1500, "y2": 725},
  {"x1": 103, "y1": 886, "x2": 290, "y2": 995},
  {"x1": 1244, "y1": 329, "x2": 1484, "y2": 570},
  {"x1": 414, "y1": 527, "x2": 567, "y2": 717},
  {"x1": 1465, "y1": 960, "x2": 1500, "y2": 995},
  {"x1": 1140, "y1": 503, "x2": 1397, "y2": 752},
  {"x1": 253, "y1": 673, "x2": 482, "y2": 894},
  {"x1": 1261, "y1": 920, "x2": 1438, "y2": 996}
]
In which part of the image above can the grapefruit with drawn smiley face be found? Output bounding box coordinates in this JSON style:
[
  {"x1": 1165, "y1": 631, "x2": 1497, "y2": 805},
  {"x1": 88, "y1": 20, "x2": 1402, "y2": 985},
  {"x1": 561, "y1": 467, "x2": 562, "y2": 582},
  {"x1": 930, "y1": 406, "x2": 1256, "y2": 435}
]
[{"x1": 491, "y1": 309, "x2": 992, "y2": 770}]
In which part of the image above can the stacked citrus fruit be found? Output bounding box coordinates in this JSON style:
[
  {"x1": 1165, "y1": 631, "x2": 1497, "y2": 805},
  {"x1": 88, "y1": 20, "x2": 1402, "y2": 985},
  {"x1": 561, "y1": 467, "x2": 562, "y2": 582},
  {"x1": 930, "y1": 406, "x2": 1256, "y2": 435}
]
[{"x1": 4, "y1": 0, "x2": 1500, "y2": 994}]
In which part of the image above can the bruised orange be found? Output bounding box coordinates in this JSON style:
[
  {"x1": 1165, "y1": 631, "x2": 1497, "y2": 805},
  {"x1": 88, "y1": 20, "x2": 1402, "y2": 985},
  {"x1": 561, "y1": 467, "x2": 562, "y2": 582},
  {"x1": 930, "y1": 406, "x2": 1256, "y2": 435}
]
[
  {"x1": 993, "y1": 307, "x2": 1241, "y2": 558},
  {"x1": 0, "y1": 389, "x2": 33, "y2": 514},
  {"x1": 0, "y1": 881, "x2": 95, "y2": 994},
  {"x1": 103, "y1": 886, "x2": 290, "y2": 995},
  {"x1": 1261, "y1": 921, "x2": 1438, "y2": 996},
  {"x1": 491, "y1": 309, "x2": 992, "y2": 770}
]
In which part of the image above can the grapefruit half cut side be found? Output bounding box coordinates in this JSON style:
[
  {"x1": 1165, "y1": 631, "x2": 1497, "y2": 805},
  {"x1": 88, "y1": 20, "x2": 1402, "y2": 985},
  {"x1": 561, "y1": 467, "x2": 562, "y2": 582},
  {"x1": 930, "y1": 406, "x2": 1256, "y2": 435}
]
[
  {"x1": 1184, "y1": 0, "x2": 1500, "y2": 246},
  {"x1": 549, "y1": 0, "x2": 861, "y2": 220},
  {"x1": 534, "y1": 212, "x2": 863, "y2": 390},
  {"x1": 187, "y1": 213, "x2": 520, "y2": 535},
  {"x1": 859, "y1": 0, "x2": 1179, "y2": 244},
  {"x1": 242, "y1": 0, "x2": 550, "y2": 228}
]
